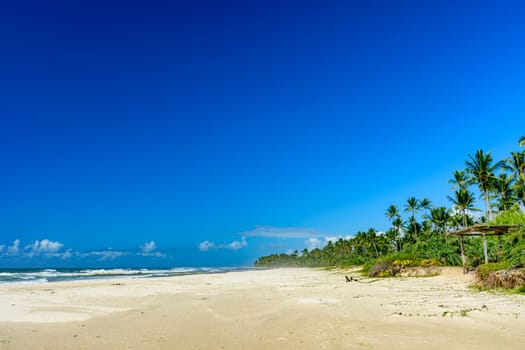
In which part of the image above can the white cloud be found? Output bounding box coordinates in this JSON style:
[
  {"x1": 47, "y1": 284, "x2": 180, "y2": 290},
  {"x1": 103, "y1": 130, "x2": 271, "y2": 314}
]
[
  {"x1": 324, "y1": 235, "x2": 353, "y2": 243},
  {"x1": 198, "y1": 240, "x2": 215, "y2": 252},
  {"x1": 76, "y1": 250, "x2": 128, "y2": 261},
  {"x1": 0, "y1": 239, "x2": 72, "y2": 259},
  {"x1": 0, "y1": 238, "x2": 172, "y2": 261},
  {"x1": 96, "y1": 251, "x2": 126, "y2": 261},
  {"x1": 305, "y1": 237, "x2": 323, "y2": 250},
  {"x1": 138, "y1": 241, "x2": 166, "y2": 257},
  {"x1": 61, "y1": 249, "x2": 73, "y2": 260},
  {"x1": 36, "y1": 249, "x2": 73, "y2": 260},
  {"x1": 303, "y1": 235, "x2": 354, "y2": 251},
  {"x1": 142, "y1": 251, "x2": 166, "y2": 258},
  {"x1": 141, "y1": 240, "x2": 156, "y2": 253},
  {"x1": 0, "y1": 238, "x2": 170, "y2": 261},
  {"x1": 240, "y1": 226, "x2": 321, "y2": 238},
  {"x1": 25, "y1": 239, "x2": 64, "y2": 255},
  {"x1": 7, "y1": 239, "x2": 20, "y2": 255},
  {"x1": 198, "y1": 237, "x2": 248, "y2": 252},
  {"x1": 226, "y1": 237, "x2": 247, "y2": 251},
  {"x1": 23, "y1": 239, "x2": 65, "y2": 258}
]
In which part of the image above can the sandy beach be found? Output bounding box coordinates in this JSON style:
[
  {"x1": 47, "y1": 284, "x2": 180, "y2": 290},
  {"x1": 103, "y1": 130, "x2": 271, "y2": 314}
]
[{"x1": 0, "y1": 268, "x2": 524, "y2": 349}]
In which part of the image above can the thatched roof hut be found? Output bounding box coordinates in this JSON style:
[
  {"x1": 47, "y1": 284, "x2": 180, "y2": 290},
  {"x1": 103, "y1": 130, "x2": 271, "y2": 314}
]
[{"x1": 447, "y1": 225, "x2": 519, "y2": 272}]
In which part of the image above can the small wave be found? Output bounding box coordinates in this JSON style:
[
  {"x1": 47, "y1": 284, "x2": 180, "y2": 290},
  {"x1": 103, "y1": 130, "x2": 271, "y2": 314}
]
[
  {"x1": 80, "y1": 269, "x2": 143, "y2": 276},
  {"x1": 0, "y1": 267, "x2": 254, "y2": 284},
  {"x1": 0, "y1": 277, "x2": 48, "y2": 284},
  {"x1": 170, "y1": 267, "x2": 199, "y2": 273},
  {"x1": 0, "y1": 272, "x2": 16, "y2": 277},
  {"x1": 15, "y1": 278, "x2": 49, "y2": 284}
]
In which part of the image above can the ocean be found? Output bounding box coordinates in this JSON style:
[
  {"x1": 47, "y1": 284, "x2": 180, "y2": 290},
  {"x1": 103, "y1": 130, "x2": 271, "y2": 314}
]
[{"x1": 0, "y1": 267, "x2": 254, "y2": 284}]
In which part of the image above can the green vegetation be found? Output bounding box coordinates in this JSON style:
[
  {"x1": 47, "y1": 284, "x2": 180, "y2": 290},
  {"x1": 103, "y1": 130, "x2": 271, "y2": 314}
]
[
  {"x1": 477, "y1": 262, "x2": 512, "y2": 279},
  {"x1": 255, "y1": 137, "x2": 525, "y2": 289},
  {"x1": 489, "y1": 206, "x2": 525, "y2": 227},
  {"x1": 476, "y1": 261, "x2": 525, "y2": 289}
]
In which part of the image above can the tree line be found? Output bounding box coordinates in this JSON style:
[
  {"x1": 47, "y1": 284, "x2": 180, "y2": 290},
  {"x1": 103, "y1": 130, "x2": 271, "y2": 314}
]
[{"x1": 255, "y1": 136, "x2": 525, "y2": 268}]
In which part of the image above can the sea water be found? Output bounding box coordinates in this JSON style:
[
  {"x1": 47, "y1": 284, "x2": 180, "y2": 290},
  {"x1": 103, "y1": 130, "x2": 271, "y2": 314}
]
[{"x1": 0, "y1": 267, "x2": 254, "y2": 284}]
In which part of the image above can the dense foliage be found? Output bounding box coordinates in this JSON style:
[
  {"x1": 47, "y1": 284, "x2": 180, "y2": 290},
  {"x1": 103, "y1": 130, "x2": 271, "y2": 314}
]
[{"x1": 255, "y1": 138, "x2": 525, "y2": 272}]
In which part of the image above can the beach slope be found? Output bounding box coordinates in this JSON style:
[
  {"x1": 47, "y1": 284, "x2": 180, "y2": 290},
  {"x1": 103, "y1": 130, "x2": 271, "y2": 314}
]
[{"x1": 0, "y1": 268, "x2": 524, "y2": 349}]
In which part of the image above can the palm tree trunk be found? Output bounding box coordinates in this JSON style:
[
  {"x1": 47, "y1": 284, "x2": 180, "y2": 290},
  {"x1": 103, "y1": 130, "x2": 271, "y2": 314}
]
[
  {"x1": 483, "y1": 192, "x2": 492, "y2": 221},
  {"x1": 371, "y1": 241, "x2": 379, "y2": 258},
  {"x1": 395, "y1": 227, "x2": 401, "y2": 252},
  {"x1": 411, "y1": 210, "x2": 418, "y2": 239}
]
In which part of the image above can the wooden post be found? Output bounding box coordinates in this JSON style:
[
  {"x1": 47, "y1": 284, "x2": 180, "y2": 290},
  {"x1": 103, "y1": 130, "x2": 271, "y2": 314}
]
[
  {"x1": 459, "y1": 235, "x2": 466, "y2": 274},
  {"x1": 482, "y1": 232, "x2": 488, "y2": 264},
  {"x1": 498, "y1": 235, "x2": 503, "y2": 260}
]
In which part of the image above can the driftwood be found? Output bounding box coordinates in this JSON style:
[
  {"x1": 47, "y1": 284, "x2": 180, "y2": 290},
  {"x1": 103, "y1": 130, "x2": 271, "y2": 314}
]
[{"x1": 345, "y1": 275, "x2": 359, "y2": 282}]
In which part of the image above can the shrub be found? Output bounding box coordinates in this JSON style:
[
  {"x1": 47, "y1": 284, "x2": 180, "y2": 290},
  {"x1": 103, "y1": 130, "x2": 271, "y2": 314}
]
[
  {"x1": 368, "y1": 259, "x2": 396, "y2": 278},
  {"x1": 489, "y1": 206, "x2": 525, "y2": 227},
  {"x1": 402, "y1": 235, "x2": 461, "y2": 266},
  {"x1": 477, "y1": 262, "x2": 511, "y2": 279},
  {"x1": 502, "y1": 232, "x2": 525, "y2": 267},
  {"x1": 367, "y1": 255, "x2": 442, "y2": 277}
]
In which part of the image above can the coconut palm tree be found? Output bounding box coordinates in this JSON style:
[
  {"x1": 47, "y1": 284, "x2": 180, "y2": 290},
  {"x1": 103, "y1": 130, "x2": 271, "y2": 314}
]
[
  {"x1": 492, "y1": 173, "x2": 516, "y2": 212},
  {"x1": 447, "y1": 187, "x2": 477, "y2": 228},
  {"x1": 514, "y1": 175, "x2": 525, "y2": 207},
  {"x1": 385, "y1": 204, "x2": 403, "y2": 250},
  {"x1": 449, "y1": 170, "x2": 470, "y2": 190},
  {"x1": 385, "y1": 204, "x2": 399, "y2": 222},
  {"x1": 504, "y1": 151, "x2": 525, "y2": 207},
  {"x1": 420, "y1": 198, "x2": 432, "y2": 219},
  {"x1": 404, "y1": 217, "x2": 421, "y2": 243},
  {"x1": 365, "y1": 228, "x2": 380, "y2": 258},
  {"x1": 375, "y1": 231, "x2": 390, "y2": 256},
  {"x1": 421, "y1": 219, "x2": 433, "y2": 238},
  {"x1": 505, "y1": 151, "x2": 525, "y2": 177},
  {"x1": 404, "y1": 197, "x2": 420, "y2": 239},
  {"x1": 404, "y1": 197, "x2": 420, "y2": 217},
  {"x1": 450, "y1": 213, "x2": 464, "y2": 231},
  {"x1": 352, "y1": 231, "x2": 368, "y2": 257},
  {"x1": 392, "y1": 216, "x2": 403, "y2": 251},
  {"x1": 465, "y1": 149, "x2": 502, "y2": 221},
  {"x1": 465, "y1": 149, "x2": 503, "y2": 264},
  {"x1": 385, "y1": 228, "x2": 398, "y2": 252},
  {"x1": 519, "y1": 135, "x2": 525, "y2": 147},
  {"x1": 336, "y1": 238, "x2": 354, "y2": 258},
  {"x1": 429, "y1": 206, "x2": 451, "y2": 236}
]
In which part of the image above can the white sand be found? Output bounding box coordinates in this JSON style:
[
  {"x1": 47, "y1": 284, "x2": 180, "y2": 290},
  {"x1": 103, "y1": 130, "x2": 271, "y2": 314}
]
[{"x1": 0, "y1": 268, "x2": 524, "y2": 349}]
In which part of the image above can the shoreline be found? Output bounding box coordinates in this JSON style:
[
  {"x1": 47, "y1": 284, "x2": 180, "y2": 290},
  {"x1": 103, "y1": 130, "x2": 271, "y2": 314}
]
[
  {"x1": 1, "y1": 267, "x2": 524, "y2": 349},
  {"x1": 0, "y1": 266, "x2": 259, "y2": 284}
]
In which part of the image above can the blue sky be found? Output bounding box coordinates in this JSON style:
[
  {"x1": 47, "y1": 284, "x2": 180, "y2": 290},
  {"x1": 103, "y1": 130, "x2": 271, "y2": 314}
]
[{"x1": 1, "y1": 0, "x2": 524, "y2": 267}]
